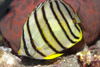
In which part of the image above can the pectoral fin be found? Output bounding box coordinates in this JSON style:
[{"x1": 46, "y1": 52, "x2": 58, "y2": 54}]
[{"x1": 74, "y1": 12, "x2": 83, "y2": 23}]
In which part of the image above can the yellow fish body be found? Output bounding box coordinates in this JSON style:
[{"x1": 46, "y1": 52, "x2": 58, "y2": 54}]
[{"x1": 18, "y1": 0, "x2": 82, "y2": 60}]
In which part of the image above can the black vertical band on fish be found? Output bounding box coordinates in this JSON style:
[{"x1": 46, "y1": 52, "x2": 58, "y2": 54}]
[
  {"x1": 58, "y1": 1, "x2": 79, "y2": 39},
  {"x1": 50, "y1": 1, "x2": 77, "y2": 43},
  {"x1": 26, "y1": 17, "x2": 46, "y2": 57},
  {"x1": 34, "y1": 10, "x2": 60, "y2": 53},
  {"x1": 42, "y1": 5, "x2": 66, "y2": 49},
  {"x1": 22, "y1": 30, "x2": 32, "y2": 57}
]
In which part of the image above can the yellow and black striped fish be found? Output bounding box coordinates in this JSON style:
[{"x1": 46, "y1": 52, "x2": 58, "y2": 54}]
[{"x1": 18, "y1": 0, "x2": 82, "y2": 60}]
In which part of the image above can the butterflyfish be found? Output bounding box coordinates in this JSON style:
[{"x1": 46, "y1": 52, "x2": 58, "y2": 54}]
[{"x1": 18, "y1": 0, "x2": 83, "y2": 60}]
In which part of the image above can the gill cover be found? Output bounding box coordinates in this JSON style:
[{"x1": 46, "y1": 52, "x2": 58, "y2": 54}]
[{"x1": 18, "y1": 0, "x2": 82, "y2": 60}]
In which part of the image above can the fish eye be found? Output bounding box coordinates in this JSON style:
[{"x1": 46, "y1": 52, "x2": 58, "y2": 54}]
[{"x1": 72, "y1": 18, "x2": 76, "y2": 23}]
